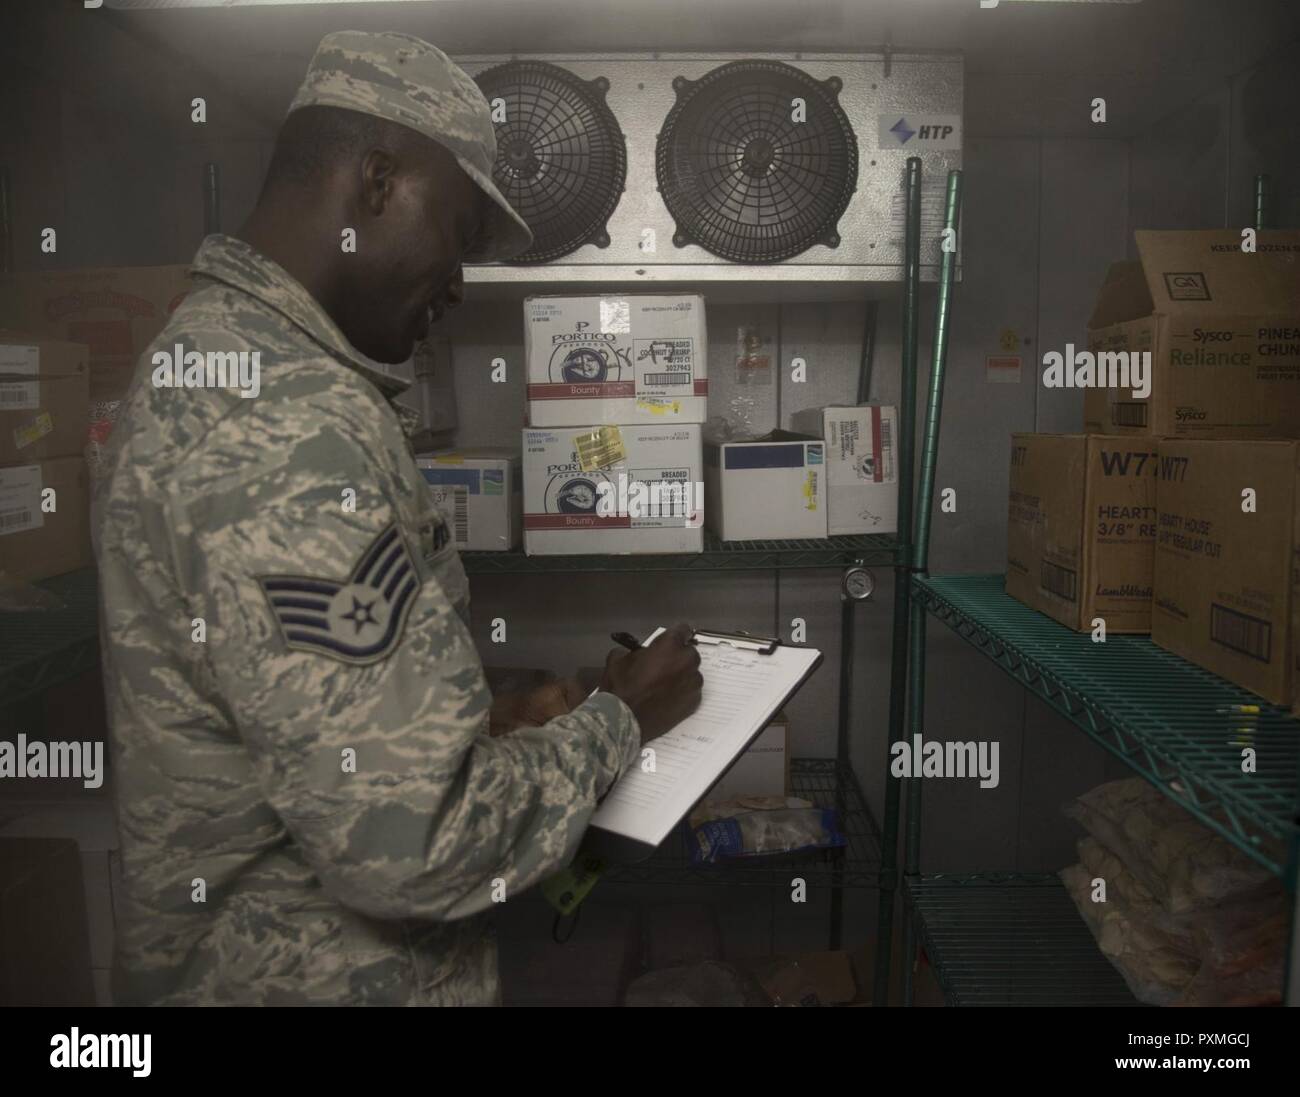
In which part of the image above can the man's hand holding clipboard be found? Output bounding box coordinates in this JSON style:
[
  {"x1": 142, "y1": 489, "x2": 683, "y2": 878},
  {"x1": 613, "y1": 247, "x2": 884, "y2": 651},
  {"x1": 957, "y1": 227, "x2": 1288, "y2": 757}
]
[{"x1": 598, "y1": 623, "x2": 704, "y2": 743}]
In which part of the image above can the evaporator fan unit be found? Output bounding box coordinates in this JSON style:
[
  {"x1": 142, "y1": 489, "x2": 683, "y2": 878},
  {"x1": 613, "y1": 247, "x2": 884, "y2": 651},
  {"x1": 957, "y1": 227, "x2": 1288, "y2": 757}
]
[
  {"x1": 656, "y1": 60, "x2": 859, "y2": 264},
  {"x1": 474, "y1": 59, "x2": 626, "y2": 263}
]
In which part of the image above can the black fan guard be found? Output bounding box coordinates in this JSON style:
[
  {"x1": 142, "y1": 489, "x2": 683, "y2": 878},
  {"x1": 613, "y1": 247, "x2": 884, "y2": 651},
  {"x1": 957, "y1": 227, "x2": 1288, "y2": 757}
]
[
  {"x1": 656, "y1": 60, "x2": 859, "y2": 263},
  {"x1": 474, "y1": 60, "x2": 626, "y2": 264}
]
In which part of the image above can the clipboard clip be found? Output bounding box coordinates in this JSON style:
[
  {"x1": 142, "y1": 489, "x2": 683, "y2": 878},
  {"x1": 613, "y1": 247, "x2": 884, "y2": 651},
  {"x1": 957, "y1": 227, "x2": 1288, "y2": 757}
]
[{"x1": 691, "y1": 628, "x2": 781, "y2": 655}]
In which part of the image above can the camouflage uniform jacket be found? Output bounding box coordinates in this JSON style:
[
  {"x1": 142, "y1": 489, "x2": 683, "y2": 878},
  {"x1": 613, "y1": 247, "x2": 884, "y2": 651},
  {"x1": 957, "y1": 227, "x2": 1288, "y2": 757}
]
[{"x1": 96, "y1": 233, "x2": 640, "y2": 1006}]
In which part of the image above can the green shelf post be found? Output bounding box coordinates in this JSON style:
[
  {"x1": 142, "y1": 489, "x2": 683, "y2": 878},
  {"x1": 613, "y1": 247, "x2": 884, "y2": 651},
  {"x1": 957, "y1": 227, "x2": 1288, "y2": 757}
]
[
  {"x1": 873, "y1": 156, "x2": 923, "y2": 1005},
  {"x1": 899, "y1": 169, "x2": 963, "y2": 1006}
]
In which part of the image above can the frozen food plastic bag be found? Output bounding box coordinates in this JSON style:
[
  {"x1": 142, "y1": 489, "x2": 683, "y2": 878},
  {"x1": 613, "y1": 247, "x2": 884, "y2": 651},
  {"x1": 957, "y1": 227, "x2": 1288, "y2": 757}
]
[
  {"x1": 689, "y1": 807, "x2": 845, "y2": 864},
  {"x1": 1060, "y1": 862, "x2": 1200, "y2": 1006},
  {"x1": 1065, "y1": 778, "x2": 1275, "y2": 913}
]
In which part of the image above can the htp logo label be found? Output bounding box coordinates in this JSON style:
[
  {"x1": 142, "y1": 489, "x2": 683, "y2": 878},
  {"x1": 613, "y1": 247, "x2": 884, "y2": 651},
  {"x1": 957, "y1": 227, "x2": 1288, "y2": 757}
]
[{"x1": 878, "y1": 114, "x2": 962, "y2": 150}]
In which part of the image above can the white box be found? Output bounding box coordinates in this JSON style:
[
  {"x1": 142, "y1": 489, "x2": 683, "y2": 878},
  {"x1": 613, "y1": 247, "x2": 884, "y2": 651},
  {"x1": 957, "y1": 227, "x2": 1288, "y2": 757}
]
[
  {"x1": 417, "y1": 448, "x2": 521, "y2": 551},
  {"x1": 790, "y1": 404, "x2": 899, "y2": 535},
  {"x1": 524, "y1": 294, "x2": 708, "y2": 427},
  {"x1": 705, "y1": 432, "x2": 827, "y2": 541},
  {"x1": 523, "y1": 424, "x2": 703, "y2": 555},
  {"x1": 704, "y1": 716, "x2": 790, "y2": 800}
]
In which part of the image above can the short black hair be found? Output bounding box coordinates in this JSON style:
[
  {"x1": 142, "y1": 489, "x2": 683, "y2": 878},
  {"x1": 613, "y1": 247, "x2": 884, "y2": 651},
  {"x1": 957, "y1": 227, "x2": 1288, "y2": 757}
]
[{"x1": 262, "y1": 105, "x2": 417, "y2": 191}]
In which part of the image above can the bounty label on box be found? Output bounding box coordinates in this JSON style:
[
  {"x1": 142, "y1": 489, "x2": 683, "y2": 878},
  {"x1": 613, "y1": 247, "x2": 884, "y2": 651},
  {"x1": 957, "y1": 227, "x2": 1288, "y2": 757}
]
[
  {"x1": 522, "y1": 425, "x2": 703, "y2": 554},
  {"x1": 525, "y1": 295, "x2": 708, "y2": 426}
]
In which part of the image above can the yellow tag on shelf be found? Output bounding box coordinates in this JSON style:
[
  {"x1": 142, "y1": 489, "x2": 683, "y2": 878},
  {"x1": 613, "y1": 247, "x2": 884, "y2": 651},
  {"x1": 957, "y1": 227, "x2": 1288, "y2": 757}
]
[{"x1": 574, "y1": 425, "x2": 626, "y2": 471}]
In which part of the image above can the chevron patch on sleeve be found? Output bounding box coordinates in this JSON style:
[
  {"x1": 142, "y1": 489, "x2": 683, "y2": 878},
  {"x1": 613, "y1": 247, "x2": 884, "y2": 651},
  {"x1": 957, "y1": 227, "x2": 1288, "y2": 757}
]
[{"x1": 257, "y1": 523, "x2": 422, "y2": 664}]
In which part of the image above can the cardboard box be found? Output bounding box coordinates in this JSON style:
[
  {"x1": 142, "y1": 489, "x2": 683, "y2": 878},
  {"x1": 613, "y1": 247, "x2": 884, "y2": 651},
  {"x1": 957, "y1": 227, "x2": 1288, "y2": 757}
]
[
  {"x1": 1152, "y1": 439, "x2": 1300, "y2": 705},
  {"x1": 417, "y1": 448, "x2": 521, "y2": 551},
  {"x1": 522, "y1": 424, "x2": 703, "y2": 555},
  {"x1": 1083, "y1": 230, "x2": 1300, "y2": 438},
  {"x1": 705, "y1": 431, "x2": 826, "y2": 541},
  {"x1": 524, "y1": 294, "x2": 708, "y2": 427},
  {"x1": 704, "y1": 715, "x2": 790, "y2": 800},
  {"x1": 790, "y1": 404, "x2": 898, "y2": 535},
  {"x1": 0, "y1": 265, "x2": 193, "y2": 406},
  {"x1": 0, "y1": 335, "x2": 89, "y2": 464},
  {"x1": 0, "y1": 457, "x2": 93, "y2": 582},
  {"x1": 1006, "y1": 434, "x2": 1157, "y2": 633},
  {"x1": 751, "y1": 951, "x2": 858, "y2": 1007}
]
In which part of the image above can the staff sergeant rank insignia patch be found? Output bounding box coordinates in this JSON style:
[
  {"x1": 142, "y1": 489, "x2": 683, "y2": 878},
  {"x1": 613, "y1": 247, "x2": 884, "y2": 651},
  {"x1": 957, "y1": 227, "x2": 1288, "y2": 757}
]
[{"x1": 258, "y1": 523, "x2": 421, "y2": 665}]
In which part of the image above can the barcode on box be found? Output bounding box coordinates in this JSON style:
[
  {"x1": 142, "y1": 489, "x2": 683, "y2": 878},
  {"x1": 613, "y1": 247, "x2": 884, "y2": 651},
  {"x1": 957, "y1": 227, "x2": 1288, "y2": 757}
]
[
  {"x1": 1040, "y1": 560, "x2": 1078, "y2": 602},
  {"x1": 642, "y1": 372, "x2": 689, "y2": 385},
  {"x1": 879, "y1": 415, "x2": 894, "y2": 481},
  {"x1": 450, "y1": 486, "x2": 468, "y2": 545},
  {"x1": 0, "y1": 507, "x2": 34, "y2": 535},
  {"x1": 1210, "y1": 602, "x2": 1271, "y2": 662},
  {"x1": 1112, "y1": 402, "x2": 1148, "y2": 428},
  {"x1": 0, "y1": 382, "x2": 38, "y2": 410}
]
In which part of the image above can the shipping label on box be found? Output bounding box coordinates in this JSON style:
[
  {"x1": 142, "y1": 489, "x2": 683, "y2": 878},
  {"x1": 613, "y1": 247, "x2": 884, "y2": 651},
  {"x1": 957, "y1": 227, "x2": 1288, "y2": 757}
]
[
  {"x1": 791, "y1": 404, "x2": 898, "y2": 535},
  {"x1": 705, "y1": 432, "x2": 826, "y2": 541},
  {"x1": 418, "y1": 449, "x2": 521, "y2": 552},
  {"x1": 1152, "y1": 439, "x2": 1300, "y2": 705},
  {"x1": 0, "y1": 457, "x2": 93, "y2": 582},
  {"x1": 525, "y1": 295, "x2": 708, "y2": 426},
  {"x1": 0, "y1": 335, "x2": 90, "y2": 464},
  {"x1": 1082, "y1": 230, "x2": 1300, "y2": 438},
  {"x1": 523, "y1": 424, "x2": 703, "y2": 555},
  {"x1": 1006, "y1": 434, "x2": 1156, "y2": 633}
]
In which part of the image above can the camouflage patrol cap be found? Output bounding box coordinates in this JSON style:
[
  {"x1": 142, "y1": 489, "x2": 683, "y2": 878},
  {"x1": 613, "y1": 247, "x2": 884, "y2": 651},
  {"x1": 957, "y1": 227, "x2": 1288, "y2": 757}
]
[{"x1": 288, "y1": 30, "x2": 533, "y2": 263}]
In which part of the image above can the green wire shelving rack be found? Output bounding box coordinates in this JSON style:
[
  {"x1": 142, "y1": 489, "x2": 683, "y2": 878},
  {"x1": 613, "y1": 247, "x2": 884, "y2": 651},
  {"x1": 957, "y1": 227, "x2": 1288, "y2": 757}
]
[
  {"x1": 0, "y1": 568, "x2": 101, "y2": 708},
  {"x1": 873, "y1": 161, "x2": 1300, "y2": 1008}
]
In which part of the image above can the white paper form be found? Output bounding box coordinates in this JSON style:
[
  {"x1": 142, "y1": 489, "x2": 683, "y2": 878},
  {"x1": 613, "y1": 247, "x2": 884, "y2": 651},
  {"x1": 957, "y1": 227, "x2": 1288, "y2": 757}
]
[{"x1": 590, "y1": 629, "x2": 821, "y2": 847}]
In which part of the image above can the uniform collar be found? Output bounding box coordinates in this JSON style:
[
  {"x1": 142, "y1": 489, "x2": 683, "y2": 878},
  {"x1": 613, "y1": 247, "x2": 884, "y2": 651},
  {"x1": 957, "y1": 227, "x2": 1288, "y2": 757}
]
[{"x1": 190, "y1": 234, "x2": 413, "y2": 399}]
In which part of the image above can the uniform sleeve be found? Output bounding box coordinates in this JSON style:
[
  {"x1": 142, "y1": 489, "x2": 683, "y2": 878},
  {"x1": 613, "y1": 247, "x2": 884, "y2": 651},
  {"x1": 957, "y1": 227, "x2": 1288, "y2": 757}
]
[{"x1": 171, "y1": 411, "x2": 640, "y2": 922}]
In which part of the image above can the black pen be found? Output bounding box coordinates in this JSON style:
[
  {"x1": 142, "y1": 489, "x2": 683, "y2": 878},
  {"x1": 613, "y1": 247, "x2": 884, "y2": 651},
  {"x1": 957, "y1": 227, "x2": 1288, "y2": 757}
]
[{"x1": 610, "y1": 632, "x2": 641, "y2": 651}]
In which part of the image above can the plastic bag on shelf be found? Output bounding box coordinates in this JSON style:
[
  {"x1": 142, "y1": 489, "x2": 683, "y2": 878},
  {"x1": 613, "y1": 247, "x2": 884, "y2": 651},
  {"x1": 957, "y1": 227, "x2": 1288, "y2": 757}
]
[
  {"x1": 1178, "y1": 891, "x2": 1287, "y2": 1006},
  {"x1": 689, "y1": 806, "x2": 845, "y2": 864},
  {"x1": 689, "y1": 796, "x2": 811, "y2": 828},
  {"x1": 1065, "y1": 778, "x2": 1275, "y2": 914},
  {"x1": 1060, "y1": 862, "x2": 1200, "y2": 1006}
]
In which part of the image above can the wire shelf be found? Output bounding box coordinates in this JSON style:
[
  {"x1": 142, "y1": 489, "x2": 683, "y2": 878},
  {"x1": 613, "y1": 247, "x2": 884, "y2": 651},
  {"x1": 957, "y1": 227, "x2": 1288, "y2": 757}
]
[
  {"x1": 906, "y1": 873, "x2": 1141, "y2": 1007},
  {"x1": 601, "y1": 758, "x2": 880, "y2": 888},
  {"x1": 0, "y1": 568, "x2": 100, "y2": 708},
  {"x1": 913, "y1": 574, "x2": 1300, "y2": 876},
  {"x1": 463, "y1": 531, "x2": 899, "y2": 573}
]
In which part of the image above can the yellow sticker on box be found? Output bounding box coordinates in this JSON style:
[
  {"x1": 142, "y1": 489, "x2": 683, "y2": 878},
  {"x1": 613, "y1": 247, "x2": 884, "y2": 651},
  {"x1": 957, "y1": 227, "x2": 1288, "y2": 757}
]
[
  {"x1": 574, "y1": 425, "x2": 626, "y2": 471},
  {"x1": 636, "y1": 397, "x2": 681, "y2": 416},
  {"x1": 803, "y1": 470, "x2": 818, "y2": 511},
  {"x1": 14, "y1": 411, "x2": 53, "y2": 450},
  {"x1": 433, "y1": 453, "x2": 464, "y2": 464}
]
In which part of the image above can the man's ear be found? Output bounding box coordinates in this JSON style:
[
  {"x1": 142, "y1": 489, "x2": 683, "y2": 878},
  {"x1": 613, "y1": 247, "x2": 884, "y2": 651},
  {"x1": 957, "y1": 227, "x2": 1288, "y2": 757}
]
[{"x1": 359, "y1": 147, "x2": 399, "y2": 216}]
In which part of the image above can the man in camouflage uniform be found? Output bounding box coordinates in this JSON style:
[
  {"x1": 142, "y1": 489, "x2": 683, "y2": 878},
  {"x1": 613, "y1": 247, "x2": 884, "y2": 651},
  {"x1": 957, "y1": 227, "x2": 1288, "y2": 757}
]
[{"x1": 96, "y1": 31, "x2": 701, "y2": 1006}]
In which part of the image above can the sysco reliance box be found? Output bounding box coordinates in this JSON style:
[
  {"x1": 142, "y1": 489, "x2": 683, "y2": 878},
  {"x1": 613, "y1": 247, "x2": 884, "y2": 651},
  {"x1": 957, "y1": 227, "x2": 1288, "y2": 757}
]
[{"x1": 1083, "y1": 230, "x2": 1300, "y2": 438}]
